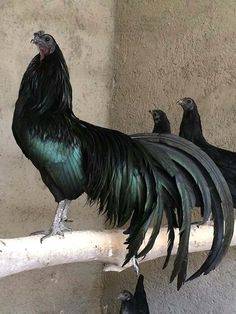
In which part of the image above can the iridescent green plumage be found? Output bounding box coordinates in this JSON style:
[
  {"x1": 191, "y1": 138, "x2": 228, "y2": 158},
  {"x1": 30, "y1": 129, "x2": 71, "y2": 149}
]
[{"x1": 12, "y1": 32, "x2": 234, "y2": 289}]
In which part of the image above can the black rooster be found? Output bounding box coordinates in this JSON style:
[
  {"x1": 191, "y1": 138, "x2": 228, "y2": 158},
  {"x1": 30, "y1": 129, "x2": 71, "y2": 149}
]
[
  {"x1": 12, "y1": 32, "x2": 234, "y2": 289},
  {"x1": 178, "y1": 97, "x2": 236, "y2": 208},
  {"x1": 118, "y1": 274, "x2": 150, "y2": 314}
]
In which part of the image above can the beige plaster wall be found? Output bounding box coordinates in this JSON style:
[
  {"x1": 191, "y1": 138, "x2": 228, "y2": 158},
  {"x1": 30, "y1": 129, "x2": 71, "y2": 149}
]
[
  {"x1": 103, "y1": 1, "x2": 236, "y2": 313},
  {"x1": 0, "y1": 1, "x2": 114, "y2": 313},
  {"x1": 1, "y1": 1, "x2": 236, "y2": 313}
]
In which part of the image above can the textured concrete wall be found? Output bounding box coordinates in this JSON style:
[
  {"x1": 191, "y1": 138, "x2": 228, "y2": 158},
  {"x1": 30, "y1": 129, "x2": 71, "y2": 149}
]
[
  {"x1": 0, "y1": 1, "x2": 114, "y2": 313},
  {"x1": 103, "y1": 1, "x2": 236, "y2": 313},
  {"x1": 1, "y1": 1, "x2": 236, "y2": 313}
]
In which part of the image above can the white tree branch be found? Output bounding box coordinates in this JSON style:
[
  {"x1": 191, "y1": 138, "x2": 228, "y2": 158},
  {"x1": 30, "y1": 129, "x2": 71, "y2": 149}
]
[{"x1": 0, "y1": 222, "x2": 235, "y2": 278}]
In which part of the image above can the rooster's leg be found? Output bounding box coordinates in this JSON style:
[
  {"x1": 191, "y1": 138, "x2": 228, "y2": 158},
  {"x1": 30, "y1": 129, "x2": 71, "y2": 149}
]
[
  {"x1": 38, "y1": 200, "x2": 72, "y2": 242},
  {"x1": 61, "y1": 200, "x2": 73, "y2": 222}
]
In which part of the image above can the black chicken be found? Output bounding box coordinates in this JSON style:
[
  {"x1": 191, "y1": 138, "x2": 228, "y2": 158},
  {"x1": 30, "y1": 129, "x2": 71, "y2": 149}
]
[
  {"x1": 149, "y1": 109, "x2": 171, "y2": 134},
  {"x1": 118, "y1": 274, "x2": 150, "y2": 314},
  {"x1": 12, "y1": 32, "x2": 234, "y2": 289},
  {"x1": 178, "y1": 97, "x2": 236, "y2": 208}
]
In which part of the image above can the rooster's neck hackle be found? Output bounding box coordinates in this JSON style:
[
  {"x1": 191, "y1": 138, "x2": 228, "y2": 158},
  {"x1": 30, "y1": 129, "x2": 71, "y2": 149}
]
[
  {"x1": 13, "y1": 44, "x2": 75, "y2": 143},
  {"x1": 19, "y1": 45, "x2": 72, "y2": 116}
]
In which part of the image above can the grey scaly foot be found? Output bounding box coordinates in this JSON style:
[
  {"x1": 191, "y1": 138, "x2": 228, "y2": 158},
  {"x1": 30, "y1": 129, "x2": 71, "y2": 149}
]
[
  {"x1": 40, "y1": 220, "x2": 71, "y2": 243},
  {"x1": 40, "y1": 200, "x2": 72, "y2": 242},
  {"x1": 30, "y1": 200, "x2": 73, "y2": 242}
]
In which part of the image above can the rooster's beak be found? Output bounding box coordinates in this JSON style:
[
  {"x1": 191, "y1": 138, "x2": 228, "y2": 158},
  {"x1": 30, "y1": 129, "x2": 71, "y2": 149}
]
[
  {"x1": 31, "y1": 30, "x2": 45, "y2": 44},
  {"x1": 117, "y1": 293, "x2": 124, "y2": 300},
  {"x1": 176, "y1": 99, "x2": 183, "y2": 106},
  {"x1": 30, "y1": 37, "x2": 45, "y2": 45}
]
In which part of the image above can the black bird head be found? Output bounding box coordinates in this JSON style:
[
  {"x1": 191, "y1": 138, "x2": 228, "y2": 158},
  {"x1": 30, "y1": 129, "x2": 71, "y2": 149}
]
[
  {"x1": 177, "y1": 97, "x2": 196, "y2": 111},
  {"x1": 149, "y1": 109, "x2": 171, "y2": 134},
  {"x1": 31, "y1": 31, "x2": 57, "y2": 60},
  {"x1": 118, "y1": 290, "x2": 134, "y2": 301},
  {"x1": 149, "y1": 109, "x2": 166, "y2": 123}
]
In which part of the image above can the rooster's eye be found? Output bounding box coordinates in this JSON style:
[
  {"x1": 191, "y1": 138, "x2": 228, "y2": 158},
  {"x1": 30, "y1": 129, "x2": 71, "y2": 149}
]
[{"x1": 45, "y1": 37, "x2": 50, "y2": 42}]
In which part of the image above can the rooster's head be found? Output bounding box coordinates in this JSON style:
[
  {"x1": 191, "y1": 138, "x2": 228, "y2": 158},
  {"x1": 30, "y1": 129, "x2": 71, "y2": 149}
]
[{"x1": 31, "y1": 30, "x2": 56, "y2": 60}]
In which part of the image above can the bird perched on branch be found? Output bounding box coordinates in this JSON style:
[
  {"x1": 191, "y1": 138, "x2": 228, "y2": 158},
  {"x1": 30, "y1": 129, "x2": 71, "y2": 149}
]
[
  {"x1": 12, "y1": 31, "x2": 234, "y2": 289},
  {"x1": 118, "y1": 274, "x2": 150, "y2": 314},
  {"x1": 178, "y1": 97, "x2": 236, "y2": 208}
]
